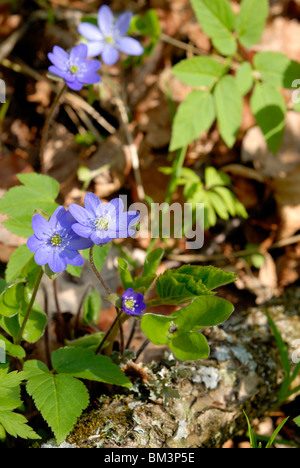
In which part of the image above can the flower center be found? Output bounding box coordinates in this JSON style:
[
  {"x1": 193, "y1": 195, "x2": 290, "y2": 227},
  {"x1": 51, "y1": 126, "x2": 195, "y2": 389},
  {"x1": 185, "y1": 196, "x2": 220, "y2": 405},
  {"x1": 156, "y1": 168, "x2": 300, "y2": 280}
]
[
  {"x1": 105, "y1": 36, "x2": 114, "y2": 45},
  {"x1": 51, "y1": 233, "x2": 63, "y2": 246},
  {"x1": 124, "y1": 298, "x2": 136, "y2": 311},
  {"x1": 69, "y1": 64, "x2": 79, "y2": 75},
  {"x1": 94, "y1": 216, "x2": 110, "y2": 231}
]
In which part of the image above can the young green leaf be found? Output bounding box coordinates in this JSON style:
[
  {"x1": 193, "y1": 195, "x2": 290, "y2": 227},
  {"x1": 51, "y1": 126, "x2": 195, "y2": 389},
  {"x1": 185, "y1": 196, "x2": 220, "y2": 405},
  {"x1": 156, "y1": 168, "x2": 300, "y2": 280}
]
[
  {"x1": 2, "y1": 215, "x2": 33, "y2": 238},
  {"x1": 214, "y1": 75, "x2": 243, "y2": 148},
  {"x1": 91, "y1": 243, "x2": 111, "y2": 272},
  {"x1": 235, "y1": 0, "x2": 269, "y2": 48},
  {"x1": 170, "y1": 90, "x2": 216, "y2": 151},
  {"x1": 172, "y1": 56, "x2": 226, "y2": 88},
  {"x1": 190, "y1": 0, "x2": 237, "y2": 56},
  {"x1": 118, "y1": 258, "x2": 134, "y2": 290},
  {"x1": 5, "y1": 245, "x2": 33, "y2": 284},
  {"x1": 82, "y1": 288, "x2": 101, "y2": 326},
  {"x1": 142, "y1": 248, "x2": 164, "y2": 277},
  {"x1": 0, "y1": 282, "x2": 24, "y2": 318},
  {"x1": 176, "y1": 264, "x2": 237, "y2": 290},
  {"x1": 250, "y1": 82, "x2": 286, "y2": 154}
]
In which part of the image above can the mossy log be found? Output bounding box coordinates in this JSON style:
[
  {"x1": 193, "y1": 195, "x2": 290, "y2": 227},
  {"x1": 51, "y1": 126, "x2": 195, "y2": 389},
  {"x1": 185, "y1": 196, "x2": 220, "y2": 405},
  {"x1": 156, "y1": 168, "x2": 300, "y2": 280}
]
[{"x1": 65, "y1": 289, "x2": 300, "y2": 448}]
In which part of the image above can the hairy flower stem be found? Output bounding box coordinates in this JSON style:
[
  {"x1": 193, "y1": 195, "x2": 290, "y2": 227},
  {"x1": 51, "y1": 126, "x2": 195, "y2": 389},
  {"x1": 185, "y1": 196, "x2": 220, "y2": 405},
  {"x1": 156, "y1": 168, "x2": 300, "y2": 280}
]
[
  {"x1": 39, "y1": 83, "x2": 67, "y2": 174},
  {"x1": 89, "y1": 245, "x2": 126, "y2": 355},
  {"x1": 95, "y1": 309, "x2": 127, "y2": 355},
  {"x1": 89, "y1": 245, "x2": 112, "y2": 296},
  {"x1": 16, "y1": 268, "x2": 44, "y2": 345}
]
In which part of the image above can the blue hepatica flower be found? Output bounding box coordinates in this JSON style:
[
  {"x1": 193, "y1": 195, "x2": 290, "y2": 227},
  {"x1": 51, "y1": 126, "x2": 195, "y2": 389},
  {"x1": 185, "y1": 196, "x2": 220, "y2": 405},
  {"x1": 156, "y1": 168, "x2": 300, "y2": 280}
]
[
  {"x1": 48, "y1": 43, "x2": 101, "y2": 91},
  {"x1": 27, "y1": 206, "x2": 93, "y2": 274},
  {"x1": 78, "y1": 5, "x2": 144, "y2": 65},
  {"x1": 122, "y1": 288, "x2": 146, "y2": 316},
  {"x1": 69, "y1": 193, "x2": 140, "y2": 245}
]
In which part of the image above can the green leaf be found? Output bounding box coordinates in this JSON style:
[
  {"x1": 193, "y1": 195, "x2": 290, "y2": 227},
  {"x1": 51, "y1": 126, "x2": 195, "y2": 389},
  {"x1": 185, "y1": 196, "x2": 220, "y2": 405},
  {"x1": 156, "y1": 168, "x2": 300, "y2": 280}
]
[
  {"x1": 2, "y1": 215, "x2": 33, "y2": 238},
  {"x1": 254, "y1": 52, "x2": 300, "y2": 89},
  {"x1": 190, "y1": 0, "x2": 237, "y2": 56},
  {"x1": 66, "y1": 333, "x2": 105, "y2": 353},
  {"x1": 18, "y1": 286, "x2": 47, "y2": 343},
  {"x1": 0, "y1": 410, "x2": 40, "y2": 440},
  {"x1": 214, "y1": 75, "x2": 243, "y2": 147},
  {"x1": 66, "y1": 264, "x2": 83, "y2": 278},
  {"x1": 235, "y1": 62, "x2": 254, "y2": 96},
  {"x1": 92, "y1": 243, "x2": 111, "y2": 272},
  {"x1": 173, "y1": 295, "x2": 235, "y2": 330},
  {"x1": 118, "y1": 258, "x2": 134, "y2": 290},
  {"x1": 5, "y1": 245, "x2": 33, "y2": 284},
  {"x1": 82, "y1": 288, "x2": 101, "y2": 326},
  {"x1": 0, "y1": 282, "x2": 24, "y2": 318},
  {"x1": 175, "y1": 264, "x2": 237, "y2": 290},
  {"x1": 154, "y1": 269, "x2": 212, "y2": 306},
  {"x1": 141, "y1": 314, "x2": 173, "y2": 345},
  {"x1": 294, "y1": 416, "x2": 300, "y2": 428},
  {"x1": 244, "y1": 412, "x2": 258, "y2": 448},
  {"x1": 172, "y1": 56, "x2": 226, "y2": 87},
  {"x1": 0, "y1": 368, "x2": 39, "y2": 440},
  {"x1": 212, "y1": 186, "x2": 248, "y2": 218},
  {"x1": 0, "y1": 334, "x2": 25, "y2": 360},
  {"x1": 204, "y1": 166, "x2": 231, "y2": 188},
  {"x1": 265, "y1": 417, "x2": 289, "y2": 448},
  {"x1": 250, "y1": 82, "x2": 286, "y2": 154},
  {"x1": 169, "y1": 332, "x2": 210, "y2": 361},
  {"x1": 51, "y1": 347, "x2": 131, "y2": 387},
  {"x1": 24, "y1": 360, "x2": 89, "y2": 445},
  {"x1": 133, "y1": 275, "x2": 156, "y2": 294},
  {"x1": 235, "y1": 0, "x2": 269, "y2": 48},
  {"x1": 0, "y1": 173, "x2": 59, "y2": 218},
  {"x1": 170, "y1": 90, "x2": 216, "y2": 151},
  {"x1": 142, "y1": 248, "x2": 164, "y2": 277}
]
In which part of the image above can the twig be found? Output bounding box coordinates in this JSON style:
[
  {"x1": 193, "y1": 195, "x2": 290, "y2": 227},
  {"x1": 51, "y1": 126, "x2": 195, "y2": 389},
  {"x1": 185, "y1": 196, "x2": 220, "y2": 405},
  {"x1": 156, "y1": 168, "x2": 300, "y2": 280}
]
[
  {"x1": 135, "y1": 339, "x2": 150, "y2": 361},
  {"x1": 113, "y1": 94, "x2": 145, "y2": 202},
  {"x1": 40, "y1": 83, "x2": 67, "y2": 174},
  {"x1": 167, "y1": 234, "x2": 300, "y2": 264}
]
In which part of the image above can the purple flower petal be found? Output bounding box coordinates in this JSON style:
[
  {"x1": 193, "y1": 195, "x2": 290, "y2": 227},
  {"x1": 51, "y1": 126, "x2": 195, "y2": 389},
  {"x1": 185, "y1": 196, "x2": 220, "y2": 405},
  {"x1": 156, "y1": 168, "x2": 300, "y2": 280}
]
[
  {"x1": 77, "y1": 72, "x2": 100, "y2": 85},
  {"x1": 90, "y1": 231, "x2": 114, "y2": 245},
  {"x1": 34, "y1": 245, "x2": 52, "y2": 266},
  {"x1": 63, "y1": 249, "x2": 85, "y2": 266},
  {"x1": 53, "y1": 45, "x2": 69, "y2": 61},
  {"x1": 66, "y1": 80, "x2": 84, "y2": 91},
  {"x1": 67, "y1": 235, "x2": 93, "y2": 251},
  {"x1": 48, "y1": 249, "x2": 68, "y2": 274},
  {"x1": 48, "y1": 206, "x2": 67, "y2": 230},
  {"x1": 78, "y1": 22, "x2": 104, "y2": 41},
  {"x1": 48, "y1": 65, "x2": 68, "y2": 80},
  {"x1": 27, "y1": 235, "x2": 43, "y2": 253},
  {"x1": 115, "y1": 11, "x2": 133, "y2": 36},
  {"x1": 70, "y1": 43, "x2": 88, "y2": 62},
  {"x1": 117, "y1": 37, "x2": 144, "y2": 56},
  {"x1": 69, "y1": 204, "x2": 91, "y2": 225},
  {"x1": 98, "y1": 5, "x2": 114, "y2": 36},
  {"x1": 85, "y1": 59, "x2": 102, "y2": 73},
  {"x1": 102, "y1": 45, "x2": 119, "y2": 65},
  {"x1": 48, "y1": 52, "x2": 68, "y2": 71},
  {"x1": 31, "y1": 214, "x2": 50, "y2": 240},
  {"x1": 86, "y1": 41, "x2": 105, "y2": 58},
  {"x1": 71, "y1": 223, "x2": 93, "y2": 239},
  {"x1": 84, "y1": 192, "x2": 101, "y2": 216}
]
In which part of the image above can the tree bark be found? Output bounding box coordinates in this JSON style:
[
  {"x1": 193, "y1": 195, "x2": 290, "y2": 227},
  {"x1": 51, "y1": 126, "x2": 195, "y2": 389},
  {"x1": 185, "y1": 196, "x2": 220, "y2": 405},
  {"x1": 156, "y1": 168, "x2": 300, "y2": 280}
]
[{"x1": 67, "y1": 289, "x2": 300, "y2": 448}]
